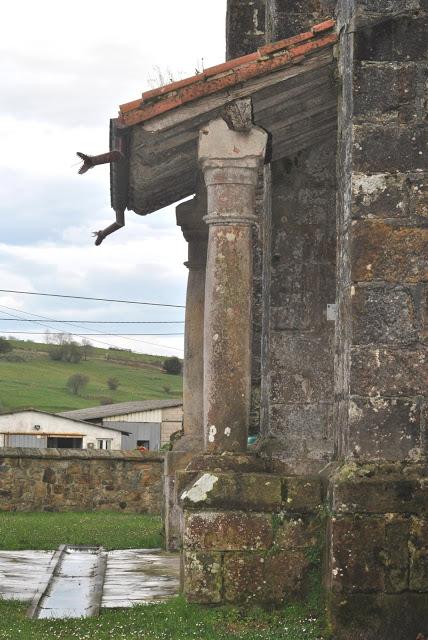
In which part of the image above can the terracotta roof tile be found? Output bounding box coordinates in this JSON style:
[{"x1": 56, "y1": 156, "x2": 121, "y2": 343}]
[{"x1": 119, "y1": 19, "x2": 337, "y2": 128}]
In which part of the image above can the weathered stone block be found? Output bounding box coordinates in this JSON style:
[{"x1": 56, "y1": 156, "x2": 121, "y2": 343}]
[
  {"x1": 331, "y1": 592, "x2": 428, "y2": 640},
  {"x1": 354, "y1": 62, "x2": 421, "y2": 123},
  {"x1": 268, "y1": 403, "x2": 334, "y2": 465},
  {"x1": 180, "y1": 472, "x2": 282, "y2": 512},
  {"x1": 266, "y1": 0, "x2": 336, "y2": 40},
  {"x1": 175, "y1": 470, "x2": 199, "y2": 497},
  {"x1": 186, "y1": 453, "x2": 270, "y2": 474},
  {"x1": 350, "y1": 345, "x2": 428, "y2": 396},
  {"x1": 183, "y1": 511, "x2": 273, "y2": 551},
  {"x1": 353, "y1": 124, "x2": 426, "y2": 173},
  {"x1": 384, "y1": 516, "x2": 411, "y2": 592},
  {"x1": 182, "y1": 551, "x2": 222, "y2": 603},
  {"x1": 223, "y1": 549, "x2": 310, "y2": 604},
  {"x1": 223, "y1": 552, "x2": 264, "y2": 603},
  {"x1": 409, "y1": 171, "x2": 428, "y2": 218},
  {"x1": 410, "y1": 517, "x2": 428, "y2": 591},
  {"x1": 269, "y1": 333, "x2": 334, "y2": 403},
  {"x1": 226, "y1": 0, "x2": 265, "y2": 59},
  {"x1": 271, "y1": 259, "x2": 336, "y2": 333},
  {"x1": 421, "y1": 288, "x2": 428, "y2": 343},
  {"x1": 164, "y1": 451, "x2": 195, "y2": 476},
  {"x1": 352, "y1": 220, "x2": 428, "y2": 283},
  {"x1": 357, "y1": 0, "x2": 421, "y2": 11},
  {"x1": 331, "y1": 464, "x2": 428, "y2": 514},
  {"x1": 352, "y1": 285, "x2": 418, "y2": 346},
  {"x1": 330, "y1": 516, "x2": 386, "y2": 593},
  {"x1": 355, "y1": 16, "x2": 428, "y2": 62},
  {"x1": 274, "y1": 515, "x2": 320, "y2": 550},
  {"x1": 352, "y1": 172, "x2": 409, "y2": 219},
  {"x1": 283, "y1": 476, "x2": 323, "y2": 512},
  {"x1": 348, "y1": 396, "x2": 421, "y2": 460}
]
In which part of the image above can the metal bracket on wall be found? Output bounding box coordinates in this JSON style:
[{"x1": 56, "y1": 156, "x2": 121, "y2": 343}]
[{"x1": 326, "y1": 304, "x2": 337, "y2": 322}]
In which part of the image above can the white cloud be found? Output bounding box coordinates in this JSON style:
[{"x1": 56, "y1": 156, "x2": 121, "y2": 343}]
[{"x1": 0, "y1": 0, "x2": 227, "y2": 354}]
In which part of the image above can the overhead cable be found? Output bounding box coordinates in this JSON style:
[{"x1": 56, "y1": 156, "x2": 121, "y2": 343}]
[{"x1": 0, "y1": 288, "x2": 185, "y2": 308}]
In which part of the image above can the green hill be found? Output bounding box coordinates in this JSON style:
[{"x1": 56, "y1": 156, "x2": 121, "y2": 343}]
[{"x1": 0, "y1": 339, "x2": 182, "y2": 413}]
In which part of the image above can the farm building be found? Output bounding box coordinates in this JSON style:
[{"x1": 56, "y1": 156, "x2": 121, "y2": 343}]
[
  {"x1": 0, "y1": 409, "x2": 127, "y2": 450},
  {"x1": 59, "y1": 399, "x2": 183, "y2": 451}
]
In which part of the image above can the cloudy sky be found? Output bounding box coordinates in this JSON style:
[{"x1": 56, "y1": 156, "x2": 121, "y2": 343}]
[{"x1": 0, "y1": 0, "x2": 227, "y2": 356}]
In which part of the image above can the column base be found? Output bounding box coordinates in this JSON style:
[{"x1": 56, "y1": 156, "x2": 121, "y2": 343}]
[
  {"x1": 179, "y1": 455, "x2": 324, "y2": 605},
  {"x1": 178, "y1": 456, "x2": 428, "y2": 637}
]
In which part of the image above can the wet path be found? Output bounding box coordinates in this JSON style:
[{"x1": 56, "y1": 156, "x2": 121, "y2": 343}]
[
  {"x1": 0, "y1": 548, "x2": 180, "y2": 617},
  {"x1": 31, "y1": 546, "x2": 107, "y2": 619}
]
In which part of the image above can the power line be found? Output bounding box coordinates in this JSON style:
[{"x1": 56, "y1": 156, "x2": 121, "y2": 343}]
[
  {"x1": 0, "y1": 305, "x2": 184, "y2": 353},
  {"x1": 0, "y1": 288, "x2": 185, "y2": 308},
  {"x1": 0, "y1": 306, "x2": 118, "y2": 351},
  {"x1": 4, "y1": 331, "x2": 184, "y2": 336},
  {"x1": 0, "y1": 319, "x2": 185, "y2": 324}
]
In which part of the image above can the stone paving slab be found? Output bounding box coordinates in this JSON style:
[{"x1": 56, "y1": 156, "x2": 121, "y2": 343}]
[
  {"x1": 0, "y1": 549, "x2": 180, "y2": 611},
  {"x1": 0, "y1": 551, "x2": 55, "y2": 602},
  {"x1": 102, "y1": 549, "x2": 180, "y2": 607}
]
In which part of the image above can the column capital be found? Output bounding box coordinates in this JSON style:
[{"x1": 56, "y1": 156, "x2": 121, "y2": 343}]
[
  {"x1": 176, "y1": 191, "x2": 208, "y2": 243},
  {"x1": 198, "y1": 118, "x2": 268, "y2": 169},
  {"x1": 176, "y1": 188, "x2": 208, "y2": 270},
  {"x1": 198, "y1": 118, "x2": 267, "y2": 226}
]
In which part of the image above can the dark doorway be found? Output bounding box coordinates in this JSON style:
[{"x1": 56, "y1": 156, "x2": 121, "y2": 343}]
[
  {"x1": 137, "y1": 440, "x2": 150, "y2": 450},
  {"x1": 47, "y1": 437, "x2": 83, "y2": 449}
]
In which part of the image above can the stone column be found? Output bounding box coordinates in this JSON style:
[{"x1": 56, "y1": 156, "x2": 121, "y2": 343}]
[
  {"x1": 164, "y1": 191, "x2": 208, "y2": 551},
  {"x1": 175, "y1": 192, "x2": 208, "y2": 451},
  {"x1": 199, "y1": 118, "x2": 268, "y2": 453}
]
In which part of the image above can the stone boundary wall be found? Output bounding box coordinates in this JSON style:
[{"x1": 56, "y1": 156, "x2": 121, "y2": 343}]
[{"x1": 0, "y1": 448, "x2": 164, "y2": 514}]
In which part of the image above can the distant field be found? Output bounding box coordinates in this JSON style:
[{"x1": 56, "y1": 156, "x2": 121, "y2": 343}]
[{"x1": 0, "y1": 339, "x2": 182, "y2": 413}]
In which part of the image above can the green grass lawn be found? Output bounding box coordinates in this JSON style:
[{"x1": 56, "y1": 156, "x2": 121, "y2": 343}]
[
  {"x1": 0, "y1": 512, "x2": 163, "y2": 550},
  {"x1": 0, "y1": 339, "x2": 182, "y2": 413},
  {"x1": 0, "y1": 597, "x2": 328, "y2": 640},
  {"x1": 0, "y1": 512, "x2": 328, "y2": 639}
]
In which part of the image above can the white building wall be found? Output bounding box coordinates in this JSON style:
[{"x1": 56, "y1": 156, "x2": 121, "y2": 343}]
[
  {"x1": 102, "y1": 406, "x2": 183, "y2": 448},
  {"x1": 0, "y1": 411, "x2": 122, "y2": 449},
  {"x1": 160, "y1": 406, "x2": 183, "y2": 446}
]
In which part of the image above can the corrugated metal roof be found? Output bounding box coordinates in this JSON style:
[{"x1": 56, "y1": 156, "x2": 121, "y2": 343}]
[{"x1": 58, "y1": 400, "x2": 183, "y2": 422}]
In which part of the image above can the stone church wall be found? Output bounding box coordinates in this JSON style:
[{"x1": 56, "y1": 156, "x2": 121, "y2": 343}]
[
  {"x1": 329, "y1": 2, "x2": 428, "y2": 637},
  {"x1": 335, "y1": 0, "x2": 427, "y2": 461},
  {"x1": 262, "y1": 143, "x2": 337, "y2": 470},
  {"x1": 0, "y1": 448, "x2": 164, "y2": 514}
]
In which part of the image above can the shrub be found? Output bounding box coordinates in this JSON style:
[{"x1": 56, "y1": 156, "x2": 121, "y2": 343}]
[
  {"x1": 66, "y1": 373, "x2": 89, "y2": 395},
  {"x1": 162, "y1": 356, "x2": 182, "y2": 375},
  {"x1": 48, "y1": 334, "x2": 82, "y2": 363},
  {"x1": 0, "y1": 338, "x2": 13, "y2": 355},
  {"x1": 107, "y1": 377, "x2": 120, "y2": 391}
]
